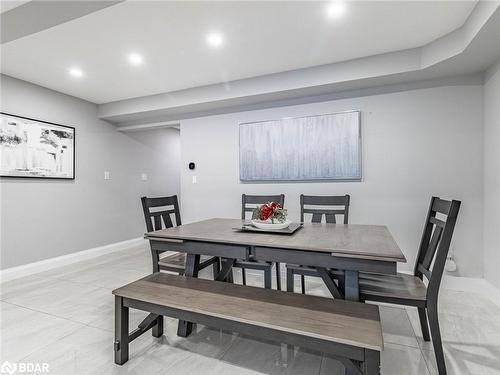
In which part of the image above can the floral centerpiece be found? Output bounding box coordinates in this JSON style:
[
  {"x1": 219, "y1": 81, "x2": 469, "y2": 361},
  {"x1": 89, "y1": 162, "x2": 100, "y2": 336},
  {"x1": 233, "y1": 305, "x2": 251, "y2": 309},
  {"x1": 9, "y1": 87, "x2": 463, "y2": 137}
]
[{"x1": 251, "y1": 202, "x2": 289, "y2": 228}]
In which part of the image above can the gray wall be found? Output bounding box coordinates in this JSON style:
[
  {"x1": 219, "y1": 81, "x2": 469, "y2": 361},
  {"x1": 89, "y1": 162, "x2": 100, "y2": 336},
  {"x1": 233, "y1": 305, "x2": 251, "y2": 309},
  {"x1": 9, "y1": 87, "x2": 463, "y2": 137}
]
[
  {"x1": 0, "y1": 75, "x2": 180, "y2": 269},
  {"x1": 483, "y1": 61, "x2": 500, "y2": 289},
  {"x1": 180, "y1": 84, "x2": 484, "y2": 277}
]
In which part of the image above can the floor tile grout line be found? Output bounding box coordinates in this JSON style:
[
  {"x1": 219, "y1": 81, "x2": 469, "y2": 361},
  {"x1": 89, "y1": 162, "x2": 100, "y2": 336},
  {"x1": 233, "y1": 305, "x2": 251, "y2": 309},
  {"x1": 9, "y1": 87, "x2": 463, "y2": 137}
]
[
  {"x1": 4, "y1": 250, "x2": 500, "y2": 374},
  {"x1": 382, "y1": 305, "x2": 434, "y2": 374},
  {"x1": 1, "y1": 297, "x2": 114, "y2": 333},
  {"x1": 2, "y1": 301, "x2": 87, "y2": 364},
  {"x1": 383, "y1": 340, "x2": 421, "y2": 350},
  {"x1": 419, "y1": 346, "x2": 436, "y2": 375},
  {"x1": 1, "y1": 300, "x2": 89, "y2": 326}
]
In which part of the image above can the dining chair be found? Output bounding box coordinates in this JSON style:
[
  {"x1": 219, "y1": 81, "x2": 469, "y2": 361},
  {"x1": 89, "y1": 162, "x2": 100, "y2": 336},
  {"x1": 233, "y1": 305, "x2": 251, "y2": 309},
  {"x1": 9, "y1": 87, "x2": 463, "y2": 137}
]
[
  {"x1": 141, "y1": 195, "x2": 220, "y2": 276},
  {"x1": 359, "y1": 196, "x2": 461, "y2": 375},
  {"x1": 286, "y1": 194, "x2": 350, "y2": 294},
  {"x1": 237, "y1": 194, "x2": 285, "y2": 290}
]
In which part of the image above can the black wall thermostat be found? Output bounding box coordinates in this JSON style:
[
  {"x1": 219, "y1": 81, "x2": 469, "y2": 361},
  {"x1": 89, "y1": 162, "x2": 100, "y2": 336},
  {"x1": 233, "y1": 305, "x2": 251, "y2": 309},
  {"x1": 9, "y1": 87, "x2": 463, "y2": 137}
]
[{"x1": 188, "y1": 162, "x2": 195, "y2": 170}]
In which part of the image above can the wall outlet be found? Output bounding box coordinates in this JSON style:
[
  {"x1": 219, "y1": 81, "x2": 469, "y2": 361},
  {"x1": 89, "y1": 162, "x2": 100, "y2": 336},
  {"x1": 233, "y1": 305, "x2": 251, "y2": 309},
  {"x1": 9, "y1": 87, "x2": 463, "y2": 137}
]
[
  {"x1": 192, "y1": 175, "x2": 197, "y2": 184},
  {"x1": 445, "y1": 257, "x2": 457, "y2": 272},
  {"x1": 141, "y1": 173, "x2": 148, "y2": 181},
  {"x1": 104, "y1": 171, "x2": 110, "y2": 180}
]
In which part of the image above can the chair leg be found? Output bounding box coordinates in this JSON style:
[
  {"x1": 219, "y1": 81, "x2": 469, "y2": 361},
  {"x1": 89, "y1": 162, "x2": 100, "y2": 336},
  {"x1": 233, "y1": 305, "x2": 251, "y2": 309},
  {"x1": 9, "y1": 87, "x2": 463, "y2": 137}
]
[
  {"x1": 275, "y1": 262, "x2": 281, "y2": 290},
  {"x1": 242, "y1": 267, "x2": 247, "y2": 285},
  {"x1": 301, "y1": 274, "x2": 306, "y2": 294},
  {"x1": 264, "y1": 268, "x2": 272, "y2": 289},
  {"x1": 150, "y1": 249, "x2": 160, "y2": 273},
  {"x1": 286, "y1": 267, "x2": 294, "y2": 292},
  {"x1": 428, "y1": 304, "x2": 447, "y2": 375},
  {"x1": 418, "y1": 307, "x2": 431, "y2": 342}
]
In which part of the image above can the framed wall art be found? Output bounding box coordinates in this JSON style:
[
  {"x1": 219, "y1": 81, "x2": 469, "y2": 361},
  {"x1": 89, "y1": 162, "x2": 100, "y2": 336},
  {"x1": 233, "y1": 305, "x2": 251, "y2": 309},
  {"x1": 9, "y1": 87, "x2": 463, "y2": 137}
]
[
  {"x1": 0, "y1": 112, "x2": 75, "y2": 179},
  {"x1": 239, "y1": 111, "x2": 361, "y2": 182}
]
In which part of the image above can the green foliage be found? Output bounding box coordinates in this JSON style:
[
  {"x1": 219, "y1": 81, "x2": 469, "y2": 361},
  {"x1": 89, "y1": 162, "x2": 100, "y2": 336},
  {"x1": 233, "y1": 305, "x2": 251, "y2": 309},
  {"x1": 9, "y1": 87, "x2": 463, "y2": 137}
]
[{"x1": 252, "y1": 207, "x2": 260, "y2": 220}]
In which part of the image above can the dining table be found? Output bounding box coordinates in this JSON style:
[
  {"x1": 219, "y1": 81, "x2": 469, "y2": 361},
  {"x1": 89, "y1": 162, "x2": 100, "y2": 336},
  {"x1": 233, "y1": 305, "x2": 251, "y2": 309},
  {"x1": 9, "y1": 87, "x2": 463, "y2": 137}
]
[{"x1": 144, "y1": 217, "x2": 406, "y2": 337}]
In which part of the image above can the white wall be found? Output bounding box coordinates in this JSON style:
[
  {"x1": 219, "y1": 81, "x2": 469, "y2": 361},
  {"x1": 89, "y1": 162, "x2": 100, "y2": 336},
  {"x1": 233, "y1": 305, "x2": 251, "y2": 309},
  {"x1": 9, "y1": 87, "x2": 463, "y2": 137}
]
[
  {"x1": 180, "y1": 84, "x2": 484, "y2": 276},
  {"x1": 0, "y1": 75, "x2": 180, "y2": 269},
  {"x1": 483, "y1": 61, "x2": 500, "y2": 289},
  {"x1": 126, "y1": 127, "x2": 181, "y2": 198}
]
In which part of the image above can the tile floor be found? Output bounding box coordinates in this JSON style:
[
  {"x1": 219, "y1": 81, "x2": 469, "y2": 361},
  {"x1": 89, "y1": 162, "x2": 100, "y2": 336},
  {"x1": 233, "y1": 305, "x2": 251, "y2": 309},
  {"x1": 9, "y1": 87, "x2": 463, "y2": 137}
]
[{"x1": 1, "y1": 244, "x2": 500, "y2": 375}]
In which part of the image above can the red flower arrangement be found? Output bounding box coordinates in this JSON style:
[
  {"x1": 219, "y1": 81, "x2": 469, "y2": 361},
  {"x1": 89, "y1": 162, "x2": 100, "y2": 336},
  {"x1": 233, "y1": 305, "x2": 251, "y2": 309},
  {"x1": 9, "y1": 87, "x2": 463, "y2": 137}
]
[{"x1": 252, "y1": 202, "x2": 288, "y2": 223}]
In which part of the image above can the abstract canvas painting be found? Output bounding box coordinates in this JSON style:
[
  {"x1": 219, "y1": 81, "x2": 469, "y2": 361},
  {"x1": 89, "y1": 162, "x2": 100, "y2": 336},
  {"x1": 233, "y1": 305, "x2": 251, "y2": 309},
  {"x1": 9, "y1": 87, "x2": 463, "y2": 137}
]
[
  {"x1": 239, "y1": 111, "x2": 361, "y2": 181},
  {"x1": 0, "y1": 113, "x2": 75, "y2": 179}
]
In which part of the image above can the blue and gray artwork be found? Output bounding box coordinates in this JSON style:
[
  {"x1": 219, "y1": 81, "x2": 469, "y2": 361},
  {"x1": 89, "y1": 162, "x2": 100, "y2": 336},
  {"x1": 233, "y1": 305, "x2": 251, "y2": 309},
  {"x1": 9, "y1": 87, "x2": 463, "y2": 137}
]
[{"x1": 239, "y1": 111, "x2": 361, "y2": 181}]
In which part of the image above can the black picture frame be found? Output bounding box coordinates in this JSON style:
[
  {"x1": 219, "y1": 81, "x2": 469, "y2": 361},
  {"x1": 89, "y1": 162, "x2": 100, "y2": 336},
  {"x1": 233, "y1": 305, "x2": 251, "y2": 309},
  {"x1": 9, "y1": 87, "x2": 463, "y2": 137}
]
[{"x1": 0, "y1": 112, "x2": 76, "y2": 180}]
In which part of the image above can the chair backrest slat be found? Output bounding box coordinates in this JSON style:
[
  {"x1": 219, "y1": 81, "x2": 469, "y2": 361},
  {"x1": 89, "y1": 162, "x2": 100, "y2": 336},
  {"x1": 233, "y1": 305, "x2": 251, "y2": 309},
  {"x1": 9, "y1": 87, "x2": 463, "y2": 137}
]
[
  {"x1": 429, "y1": 216, "x2": 446, "y2": 228},
  {"x1": 312, "y1": 212, "x2": 326, "y2": 223},
  {"x1": 417, "y1": 264, "x2": 432, "y2": 280},
  {"x1": 153, "y1": 215, "x2": 162, "y2": 231},
  {"x1": 432, "y1": 198, "x2": 452, "y2": 215},
  {"x1": 300, "y1": 194, "x2": 350, "y2": 224},
  {"x1": 161, "y1": 212, "x2": 174, "y2": 228},
  {"x1": 141, "y1": 195, "x2": 181, "y2": 232},
  {"x1": 241, "y1": 194, "x2": 285, "y2": 219},
  {"x1": 421, "y1": 226, "x2": 443, "y2": 269},
  {"x1": 303, "y1": 209, "x2": 347, "y2": 215},
  {"x1": 413, "y1": 196, "x2": 461, "y2": 302}
]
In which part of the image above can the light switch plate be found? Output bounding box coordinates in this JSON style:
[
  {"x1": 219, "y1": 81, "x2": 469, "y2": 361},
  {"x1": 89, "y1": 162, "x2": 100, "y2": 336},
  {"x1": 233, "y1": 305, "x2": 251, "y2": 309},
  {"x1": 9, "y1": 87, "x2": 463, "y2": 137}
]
[
  {"x1": 141, "y1": 173, "x2": 148, "y2": 181},
  {"x1": 104, "y1": 171, "x2": 110, "y2": 180},
  {"x1": 192, "y1": 175, "x2": 197, "y2": 184}
]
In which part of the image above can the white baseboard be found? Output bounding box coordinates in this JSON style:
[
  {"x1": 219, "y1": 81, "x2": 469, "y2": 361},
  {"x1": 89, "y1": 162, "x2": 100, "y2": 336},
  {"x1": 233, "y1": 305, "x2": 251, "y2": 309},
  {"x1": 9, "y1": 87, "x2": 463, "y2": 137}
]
[
  {"x1": 4, "y1": 244, "x2": 500, "y2": 309},
  {"x1": 0, "y1": 237, "x2": 146, "y2": 283}
]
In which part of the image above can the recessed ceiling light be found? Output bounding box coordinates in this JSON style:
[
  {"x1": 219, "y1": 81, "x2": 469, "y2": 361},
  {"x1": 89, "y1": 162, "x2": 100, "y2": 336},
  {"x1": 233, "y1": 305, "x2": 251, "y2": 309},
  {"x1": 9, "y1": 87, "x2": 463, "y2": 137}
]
[
  {"x1": 206, "y1": 32, "x2": 224, "y2": 48},
  {"x1": 69, "y1": 68, "x2": 83, "y2": 78},
  {"x1": 326, "y1": 2, "x2": 346, "y2": 19},
  {"x1": 128, "y1": 53, "x2": 143, "y2": 65}
]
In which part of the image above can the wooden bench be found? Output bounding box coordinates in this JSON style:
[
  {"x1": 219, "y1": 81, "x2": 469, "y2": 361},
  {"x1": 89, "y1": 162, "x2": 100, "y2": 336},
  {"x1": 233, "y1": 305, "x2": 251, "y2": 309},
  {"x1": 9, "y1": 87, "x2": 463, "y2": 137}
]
[{"x1": 112, "y1": 273, "x2": 383, "y2": 374}]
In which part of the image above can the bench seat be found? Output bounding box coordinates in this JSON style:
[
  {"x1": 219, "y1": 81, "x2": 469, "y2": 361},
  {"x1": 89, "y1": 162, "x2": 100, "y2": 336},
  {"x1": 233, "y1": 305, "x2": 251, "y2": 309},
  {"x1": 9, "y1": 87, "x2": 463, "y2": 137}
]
[{"x1": 112, "y1": 272, "x2": 383, "y2": 374}]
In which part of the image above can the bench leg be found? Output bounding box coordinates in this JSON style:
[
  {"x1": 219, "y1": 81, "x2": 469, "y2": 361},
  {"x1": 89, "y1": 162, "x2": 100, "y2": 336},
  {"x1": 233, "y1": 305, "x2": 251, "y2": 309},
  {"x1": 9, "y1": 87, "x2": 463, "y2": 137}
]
[
  {"x1": 114, "y1": 296, "x2": 129, "y2": 365},
  {"x1": 177, "y1": 253, "x2": 200, "y2": 338},
  {"x1": 152, "y1": 315, "x2": 163, "y2": 338},
  {"x1": 363, "y1": 350, "x2": 380, "y2": 375}
]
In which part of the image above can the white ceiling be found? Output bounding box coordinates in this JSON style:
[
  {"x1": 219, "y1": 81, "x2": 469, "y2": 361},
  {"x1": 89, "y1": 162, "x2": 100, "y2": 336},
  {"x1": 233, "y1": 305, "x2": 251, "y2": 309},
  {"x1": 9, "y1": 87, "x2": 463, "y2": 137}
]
[{"x1": 1, "y1": 1, "x2": 477, "y2": 104}]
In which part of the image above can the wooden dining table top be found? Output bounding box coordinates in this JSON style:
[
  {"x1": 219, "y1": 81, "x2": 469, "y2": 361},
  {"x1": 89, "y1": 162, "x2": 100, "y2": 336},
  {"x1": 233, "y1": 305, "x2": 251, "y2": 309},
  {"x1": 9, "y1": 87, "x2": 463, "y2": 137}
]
[{"x1": 145, "y1": 218, "x2": 406, "y2": 263}]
